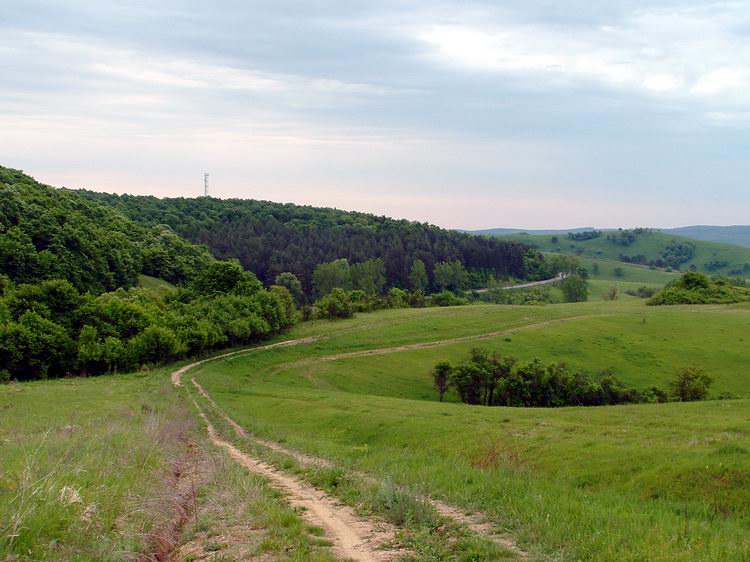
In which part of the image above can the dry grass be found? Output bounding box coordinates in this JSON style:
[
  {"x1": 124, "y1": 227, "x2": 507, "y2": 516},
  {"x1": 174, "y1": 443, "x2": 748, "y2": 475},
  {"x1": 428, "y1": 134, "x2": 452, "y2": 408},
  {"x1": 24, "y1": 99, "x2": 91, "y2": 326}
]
[{"x1": 469, "y1": 441, "x2": 528, "y2": 472}]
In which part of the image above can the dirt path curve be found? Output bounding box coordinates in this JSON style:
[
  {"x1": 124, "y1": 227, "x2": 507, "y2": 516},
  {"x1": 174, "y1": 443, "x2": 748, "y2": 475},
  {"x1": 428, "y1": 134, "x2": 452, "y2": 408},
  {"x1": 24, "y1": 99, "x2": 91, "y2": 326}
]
[
  {"x1": 174, "y1": 318, "x2": 592, "y2": 559},
  {"x1": 190, "y1": 377, "x2": 528, "y2": 559},
  {"x1": 172, "y1": 340, "x2": 406, "y2": 561},
  {"x1": 319, "y1": 314, "x2": 601, "y2": 362},
  {"x1": 171, "y1": 336, "x2": 320, "y2": 387}
]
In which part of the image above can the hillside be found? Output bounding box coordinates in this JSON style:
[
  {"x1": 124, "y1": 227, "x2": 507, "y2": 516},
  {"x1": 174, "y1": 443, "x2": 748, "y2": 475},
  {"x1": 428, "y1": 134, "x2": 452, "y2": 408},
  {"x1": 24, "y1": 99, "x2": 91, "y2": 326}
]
[
  {"x1": 189, "y1": 302, "x2": 750, "y2": 560},
  {"x1": 494, "y1": 229, "x2": 750, "y2": 278},
  {"x1": 76, "y1": 190, "x2": 531, "y2": 292},
  {"x1": 468, "y1": 227, "x2": 597, "y2": 236},
  {"x1": 662, "y1": 225, "x2": 750, "y2": 248},
  {"x1": 0, "y1": 166, "x2": 213, "y2": 293}
]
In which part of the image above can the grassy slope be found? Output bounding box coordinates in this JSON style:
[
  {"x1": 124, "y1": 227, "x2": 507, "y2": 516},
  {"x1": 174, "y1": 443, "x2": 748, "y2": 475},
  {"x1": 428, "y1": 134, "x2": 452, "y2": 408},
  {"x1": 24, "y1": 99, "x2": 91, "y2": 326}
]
[
  {"x1": 0, "y1": 368, "x2": 337, "y2": 561},
  {"x1": 137, "y1": 274, "x2": 176, "y2": 292},
  {"x1": 194, "y1": 303, "x2": 750, "y2": 561},
  {"x1": 500, "y1": 231, "x2": 750, "y2": 277}
]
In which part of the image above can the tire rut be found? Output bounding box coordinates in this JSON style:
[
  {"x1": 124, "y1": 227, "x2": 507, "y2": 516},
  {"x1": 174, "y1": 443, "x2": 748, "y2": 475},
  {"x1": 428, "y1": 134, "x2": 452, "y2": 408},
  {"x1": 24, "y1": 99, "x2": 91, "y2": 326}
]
[
  {"x1": 187, "y1": 396, "x2": 401, "y2": 562},
  {"x1": 190, "y1": 377, "x2": 528, "y2": 559}
]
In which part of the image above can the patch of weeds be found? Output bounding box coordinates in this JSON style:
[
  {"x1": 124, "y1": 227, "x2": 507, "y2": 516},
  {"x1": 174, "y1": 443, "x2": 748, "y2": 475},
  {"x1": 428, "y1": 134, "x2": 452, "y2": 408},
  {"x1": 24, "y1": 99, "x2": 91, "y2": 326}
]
[
  {"x1": 369, "y1": 482, "x2": 438, "y2": 528},
  {"x1": 469, "y1": 441, "x2": 527, "y2": 472}
]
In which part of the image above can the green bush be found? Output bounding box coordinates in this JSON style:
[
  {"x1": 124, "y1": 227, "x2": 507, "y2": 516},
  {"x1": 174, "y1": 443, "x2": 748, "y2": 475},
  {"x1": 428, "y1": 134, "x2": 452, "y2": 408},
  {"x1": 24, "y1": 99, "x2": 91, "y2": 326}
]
[
  {"x1": 435, "y1": 348, "x2": 675, "y2": 408},
  {"x1": 648, "y1": 272, "x2": 750, "y2": 305},
  {"x1": 669, "y1": 367, "x2": 713, "y2": 401},
  {"x1": 430, "y1": 290, "x2": 469, "y2": 307},
  {"x1": 316, "y1": 288, "x2": 355, "y2": 319}
]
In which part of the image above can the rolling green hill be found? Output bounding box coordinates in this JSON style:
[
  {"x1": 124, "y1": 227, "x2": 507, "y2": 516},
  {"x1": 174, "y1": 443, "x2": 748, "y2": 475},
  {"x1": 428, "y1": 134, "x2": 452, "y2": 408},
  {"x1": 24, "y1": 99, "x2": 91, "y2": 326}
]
[
  {"x1": 663, "y1": 225, "x2": 750, "y2": 248},
  {"x1": 497, "y1": 229, "x2": 750, "y2": 278},
  {"x1": 187, "y1": 301, "x2": 750, "y2": 561}
]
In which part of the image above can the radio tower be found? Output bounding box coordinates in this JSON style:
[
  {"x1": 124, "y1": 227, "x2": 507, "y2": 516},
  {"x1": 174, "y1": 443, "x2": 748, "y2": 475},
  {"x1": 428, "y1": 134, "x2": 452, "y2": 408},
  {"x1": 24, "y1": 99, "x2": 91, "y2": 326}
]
[{"x1": 203, "y1": 173, "x2": 209, "y2": 197}]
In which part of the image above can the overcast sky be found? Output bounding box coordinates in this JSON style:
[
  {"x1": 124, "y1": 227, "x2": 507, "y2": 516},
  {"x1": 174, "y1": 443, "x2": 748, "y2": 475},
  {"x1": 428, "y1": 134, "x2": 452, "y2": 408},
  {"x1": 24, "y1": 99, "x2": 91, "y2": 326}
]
[{"x1": 2, "y1": 1, "x2": 749, "y2": 229}]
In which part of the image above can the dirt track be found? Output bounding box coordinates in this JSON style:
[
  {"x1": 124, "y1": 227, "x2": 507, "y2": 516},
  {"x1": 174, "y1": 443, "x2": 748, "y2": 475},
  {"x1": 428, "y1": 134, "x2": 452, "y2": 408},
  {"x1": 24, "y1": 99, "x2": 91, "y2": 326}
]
[
  {"x1": 188, "y1": 395, "x2": 400, "y2": 561},
  {"x1": 171, "y1": 323, "x2": 565, "y2": 559}
]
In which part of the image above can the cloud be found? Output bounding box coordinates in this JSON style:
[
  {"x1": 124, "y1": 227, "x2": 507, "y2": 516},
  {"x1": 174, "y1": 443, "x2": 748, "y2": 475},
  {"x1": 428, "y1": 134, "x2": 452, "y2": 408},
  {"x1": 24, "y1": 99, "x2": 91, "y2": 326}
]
[
  {"x1": 412, "y1": 3, "x2": 750, "y2": 113},
  {"x1": 2, "y1": 1, "x2": 750, "y2": 228}
]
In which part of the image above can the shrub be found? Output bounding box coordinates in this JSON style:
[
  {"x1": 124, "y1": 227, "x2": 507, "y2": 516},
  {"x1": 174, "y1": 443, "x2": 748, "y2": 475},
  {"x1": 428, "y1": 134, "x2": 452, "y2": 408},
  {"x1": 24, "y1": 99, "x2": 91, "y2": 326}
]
[
  {"x1": 316, "y1": 288, "x2": 354, "y2": 319},
  {"x1": 604, "y1": 286, "x2": 620, "y2": 301},
  {"x1": 432, "y1": 361, "x2": 452, "y2": 402},
  {"x1": 430, "y1": 291, "x2": 469, "y2": 307},
  {"x1": 669, "y1": 367, "x2": 713, "y2": 401},
  {"x1": 560, "y1": 275, "x2": 588, "y2": 302},
  {"x1": 649, "y1": 272, "x2": 750, "y2": 305},
  {"x1": 434, "y1": 349, "x2": 669, "y2": 408}
]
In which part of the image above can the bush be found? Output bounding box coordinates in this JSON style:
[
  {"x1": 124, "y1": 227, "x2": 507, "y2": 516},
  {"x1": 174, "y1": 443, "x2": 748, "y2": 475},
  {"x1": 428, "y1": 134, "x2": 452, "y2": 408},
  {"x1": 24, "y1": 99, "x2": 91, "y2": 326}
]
[
  {"x1": 434, "y1": 348, "x2": 673, "y2": 408},
  {"x1": 430, "y1": 290, "x2": 469, "y2": 307},
  {"x1": 669, "y1": 367, "x2": 713, "y2": 401},
  {"x1": 560, "y1": 275, "x2": 588, "y2": 303},
  {"x1": 316, "y1": 288, "x2": 355, "y2": 319},
  {"x1": 648, "y1": 272, "x2": 750, "y2": 305}
]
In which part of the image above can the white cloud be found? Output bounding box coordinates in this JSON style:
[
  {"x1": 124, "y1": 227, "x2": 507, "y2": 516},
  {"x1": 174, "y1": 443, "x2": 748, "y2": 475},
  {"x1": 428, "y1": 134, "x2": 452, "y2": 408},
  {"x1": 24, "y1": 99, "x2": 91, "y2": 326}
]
[{"x1": 413, "y1": 3, "x2": 750, "y2": 113}]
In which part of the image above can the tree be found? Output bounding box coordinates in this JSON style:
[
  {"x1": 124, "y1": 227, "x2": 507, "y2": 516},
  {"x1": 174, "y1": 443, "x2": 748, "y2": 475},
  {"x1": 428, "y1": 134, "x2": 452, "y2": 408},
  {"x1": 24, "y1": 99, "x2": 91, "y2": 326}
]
[
  {"x1": 613, "y1": 267, "x2": 625, "y2": 278},
  {"x1": 432, "y1": 361, "x2": 452, "y2": 401},
  {"x1": 313, "y1": 259, "x2": 350, "y2": 297},
  {"x1": 349, "y1": 258, "x2": 386, "y2": 295},
  {"x1": 408, "y1": 259, "x2": 429, "y2": 293},
  {"x1": 77, "y1": 325, "x2": 102, "y2": 376},
  {"x1": 127, "y1": 325, "x2": 183, "y2": 365},
  {"x1": 669, "y1": 367, "x2": 713, "y2": 401},
  {"x1": 592, "y1": 262, "x2": 600, "y2": 275},
  {"x1": 604, "y1": 286, "x2": 620, "y2": 301},
  {"x1": 274, "y1": 272, "x2": 304, "y2": 305},
  {"x1": 316, "y1": 288, "x2": 354, "y2": 319},
  {"x1": 559, "y1": 275, "x2": 589, "y2": 303},
  {"x1": 433, "y1": 260, "x2": 468, "y2": 291},
  {"x1": 193, "y1": 259, "x2": 262, "y2": 296}
]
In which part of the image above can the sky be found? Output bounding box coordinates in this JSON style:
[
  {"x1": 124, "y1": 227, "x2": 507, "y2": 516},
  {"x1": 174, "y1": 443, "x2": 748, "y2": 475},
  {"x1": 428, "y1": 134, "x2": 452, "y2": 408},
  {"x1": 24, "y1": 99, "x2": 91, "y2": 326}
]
[{"x1": 1, "y1": 1, "x2": 749, "y2": 229}]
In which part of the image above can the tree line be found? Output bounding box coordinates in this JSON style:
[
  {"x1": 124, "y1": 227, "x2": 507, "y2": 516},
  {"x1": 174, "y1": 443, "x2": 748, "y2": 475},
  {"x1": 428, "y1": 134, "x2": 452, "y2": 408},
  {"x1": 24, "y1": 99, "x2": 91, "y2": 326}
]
[
  {"x1": 432, "y1": 347, "x2": 714, "y2": 407},
  {"x1": 0, "y1": 167, "x2": 214, "y2": 294},
  {"x1": 0, "y1": 260, "x2": 297, "y2": 382},
  {"x1": 76, "y1": 188, "x2": 531, "y2": 294}
]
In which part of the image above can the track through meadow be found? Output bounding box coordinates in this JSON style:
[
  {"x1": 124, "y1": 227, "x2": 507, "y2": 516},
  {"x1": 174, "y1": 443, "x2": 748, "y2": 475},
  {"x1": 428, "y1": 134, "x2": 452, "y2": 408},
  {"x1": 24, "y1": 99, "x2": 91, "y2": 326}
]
[{"x1": 170, "y1": 321, "x2": 579, "y2": 559}]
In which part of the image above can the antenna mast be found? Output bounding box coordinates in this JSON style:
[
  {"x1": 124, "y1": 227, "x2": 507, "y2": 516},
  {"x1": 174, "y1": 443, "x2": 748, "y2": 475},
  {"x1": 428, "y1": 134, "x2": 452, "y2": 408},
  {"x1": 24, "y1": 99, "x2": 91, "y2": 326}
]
[{"x1": 203, "y1": 172, "x2": 209, "y2": 197}]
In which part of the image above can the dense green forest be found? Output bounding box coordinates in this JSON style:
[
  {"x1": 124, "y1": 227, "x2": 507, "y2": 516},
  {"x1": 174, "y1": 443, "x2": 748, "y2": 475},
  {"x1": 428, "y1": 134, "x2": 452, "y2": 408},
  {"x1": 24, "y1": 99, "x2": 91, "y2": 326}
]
[
  {"x1": 0, "y1": 166, "x2": 214, "y2": 293},
  {"x1": 0, "y1": 166, "x2": 541, "y2": 381},
  {"x1": 0, "y1": 167, "x2": 298, "y2": 381},
  {"x1": 77, "y1": 189, "x2": 530, "y2": 293}
]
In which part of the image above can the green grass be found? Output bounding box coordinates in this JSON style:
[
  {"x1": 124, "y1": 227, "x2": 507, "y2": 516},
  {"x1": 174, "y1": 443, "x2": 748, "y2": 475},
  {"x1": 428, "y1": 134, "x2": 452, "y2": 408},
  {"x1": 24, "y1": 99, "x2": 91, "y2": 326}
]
[
  {"x1": 0, "y1": 369, "x2": 187, "y2": 559},
  {"x1": 137, "y1": 274, "x2": 176, "y2": 292},
  {"x1": 500, "y1": 230, "x2": 750, "y2": 278},
  {"x1": 0, "y1": 366, "x2": 340, "y2": 561},
  {"x1": 193, "y1": 302, "x2": 750, "y2": 561}
]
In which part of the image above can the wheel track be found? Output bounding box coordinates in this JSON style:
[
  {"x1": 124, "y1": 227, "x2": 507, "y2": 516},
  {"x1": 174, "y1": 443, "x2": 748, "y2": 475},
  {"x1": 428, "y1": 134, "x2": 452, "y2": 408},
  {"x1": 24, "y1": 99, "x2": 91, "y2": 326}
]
[
  {"x1": 186, "y1": 394, "x2": 401, "y2": 562},
  {"x1": 172, "y1": 317, "x2": 596, "y2": 560}
]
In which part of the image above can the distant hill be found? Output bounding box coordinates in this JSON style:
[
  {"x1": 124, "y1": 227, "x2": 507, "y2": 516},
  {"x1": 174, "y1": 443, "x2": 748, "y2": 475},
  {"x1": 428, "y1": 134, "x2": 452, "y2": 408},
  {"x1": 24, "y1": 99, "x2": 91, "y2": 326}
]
[
  {"x1": 661, "y1": 225, "x2": 750, "y2": 248},
  {"x1": 77, "y1": 191, "x2": 532, "y2": 292},
  {"x1": 467, "y1": 227, "x2": 598, "y2": 236},
  {"x1": 493, "y1": 229, "x2": 750, "y2": 278}
]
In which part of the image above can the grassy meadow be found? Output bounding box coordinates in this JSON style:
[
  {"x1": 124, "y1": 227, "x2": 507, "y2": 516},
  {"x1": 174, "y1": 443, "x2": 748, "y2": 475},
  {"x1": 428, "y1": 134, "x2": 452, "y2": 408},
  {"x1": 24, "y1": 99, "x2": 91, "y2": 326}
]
[
  {"x1": 0, "y1": 366, "x2": 338, "y2": 561},
  {"x1": 499, "y1": 230, "x2": 750, "y2": 278},
  {"x1": 191, "y1": 301, "x2": 750, "y2": 561}
]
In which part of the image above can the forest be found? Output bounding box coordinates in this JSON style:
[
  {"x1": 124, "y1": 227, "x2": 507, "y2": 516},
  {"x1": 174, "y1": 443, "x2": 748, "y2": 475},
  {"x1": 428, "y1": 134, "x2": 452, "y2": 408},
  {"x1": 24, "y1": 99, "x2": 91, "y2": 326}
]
[
  {"x1": 0, "y1": 166, "x2": 214, "y2": 293},
  {"x1": 0, "y1": 167, "x2": 541, "y2": 381},
  {"x1": 77, "y1": 188, "x2": 530, "y2": 293}
]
